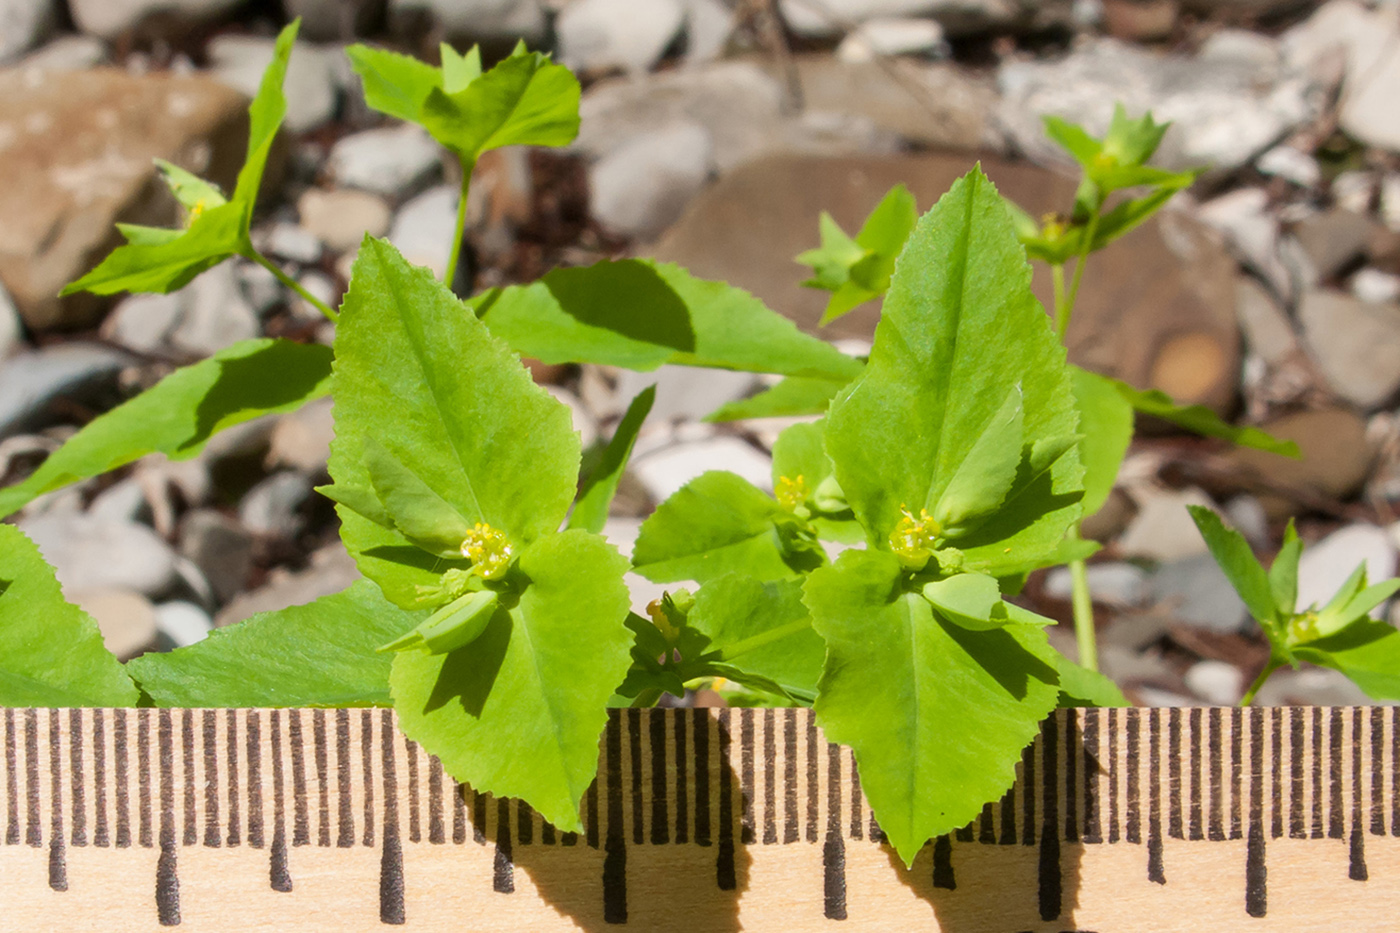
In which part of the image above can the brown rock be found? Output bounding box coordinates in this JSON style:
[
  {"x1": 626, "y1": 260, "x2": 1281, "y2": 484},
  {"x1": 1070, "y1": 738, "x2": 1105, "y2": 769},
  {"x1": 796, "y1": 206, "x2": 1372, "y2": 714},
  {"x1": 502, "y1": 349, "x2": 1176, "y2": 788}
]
[
  {"x1": 1292, "y1": 208, "x2": 1375, "y2": 283},
  {"x1": 71, "y1": 587, "x2": 159, "y2": 661},
  {"x1": 651, "y1": 152, "x2": 1240, "y2": 412},
  {"x1": 1220, "y1": 406, "x2": 1374, "y2": 515},
  {"x1": 1102, "y1": 0, "x2": 1180, "y2": 41},
  {"x1": 0, "y1": 67, "x2": 249, "y2": 330}
]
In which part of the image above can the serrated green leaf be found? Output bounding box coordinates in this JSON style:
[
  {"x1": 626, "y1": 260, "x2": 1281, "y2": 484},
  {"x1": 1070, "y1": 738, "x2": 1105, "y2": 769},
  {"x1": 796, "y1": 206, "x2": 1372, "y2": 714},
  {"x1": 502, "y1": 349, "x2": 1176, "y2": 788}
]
[
  {"x1": 1069, "y1": 367, "x2": 1134, "y2": 518},
  {"x1": 0, "y1": 524, "x2": 138, "y2": 706},
  {"x1": 632, "y1": 471, "x2": 820, "y2": 584},
  {"x1": 806, "y1": 549, "x2": 1060, "y2": 865},
  {"x1": 326, "y1": 238, "x2": 579, "y2": 605},
  {"x1": 1043, "y1": 116, "x2": 1102, "y2": 167},
  {"x1": 798, "y1": 186, "x2": 919, "y2": 324},
  {"x1": 704, "y1": 374, "x2": 852, "y2": 422},
  {"x1": 1270, "y1": 520, "x2": 1301, "y2": 618},
  {"x1": 0, "y1": 339, "x2": 332, "y2": 520},
  {"x1": 127, "y1": 579, "x2": 423, "y2": 707},
  {"x1": 389, "y1": 530, "x2": 632, "y2": 831},
  {"x1": 797, "y1": 212, "x2": 865, "y2": 291},
  {"x1": 824, "y1": 167, "x2": 1084, "y2": 575},
  {"x1": 155, "y1": 159, "x2": 227, "y2": 211},
  {"x1": 689, "y1": 574, "x2": 824, "y2": 702},
  {"x1": 1110, "y1": 378, "x2": 1300, "y2": 458},
  {"x1": 570, "y1": 385, "x2": 655, "y2": 534},
  {"x1": 473, "y1": 259, "x2": 862, "y2": 380},
  {"x1": 932, "y1": 386, "x2": 1025, "y2": 538},
  {"x1": 346, "y1": 43, "x2": 446, "y2": 124},
  {"x1": 439, "y1": 42, "x2": 482, "y2": 94},
  {"x1": 1187, "y1": 505, "x2": 1277, "y2": 624},
  {"x1": 1045, "y1": 651, "x2": 1128, "y2": 707},
  {"x1": 1295, "y1": 620, "x2": 1400, "y2": 701},
  {"x1": 231, "y1": 20, "x2": 298, "y2": 218}
]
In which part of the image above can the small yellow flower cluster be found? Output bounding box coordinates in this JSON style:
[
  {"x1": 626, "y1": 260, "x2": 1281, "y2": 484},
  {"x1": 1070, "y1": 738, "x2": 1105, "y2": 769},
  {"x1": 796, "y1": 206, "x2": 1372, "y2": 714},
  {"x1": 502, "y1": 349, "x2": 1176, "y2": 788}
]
[
  {"x1": 776, "y1": 474, "x2": 808, "y2": 512},
  {"x1": 889, "y1": 505, "x2": 942, "y2": 569},
  {"x1": 460, "y1": 522, "x2": 514, "y2": 580}
]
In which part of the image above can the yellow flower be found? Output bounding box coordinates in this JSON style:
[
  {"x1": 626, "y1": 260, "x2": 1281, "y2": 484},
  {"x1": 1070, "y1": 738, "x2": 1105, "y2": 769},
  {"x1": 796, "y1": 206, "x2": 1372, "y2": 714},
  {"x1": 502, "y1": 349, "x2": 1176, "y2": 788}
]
[
  {"x1": 460, "y1": 522, "x2": 514, "y2": 580},
  {"x1": 776, "y1": 474, "x2": 808, "y2": 512},
  {"x1": 889, "y1": 505, "x2": 941, "y2": 570}
]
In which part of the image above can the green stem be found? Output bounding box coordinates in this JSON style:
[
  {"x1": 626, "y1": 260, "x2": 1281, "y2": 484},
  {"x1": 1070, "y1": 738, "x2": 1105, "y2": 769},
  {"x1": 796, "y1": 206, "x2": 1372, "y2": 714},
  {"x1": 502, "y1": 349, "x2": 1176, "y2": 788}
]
[
  {"x1": 1059, "y1": 211, "x2": 1100, "y2": 340},
  {"x1": 1051, "y1": 262, "x2": 1068, "y2": 340},
  {"x1": 444, "y1": 156, "x2": 476, "y2": 288},
  {"x1": 630, "y1": 688, "x2": 664, "y2": 709},
  {"x1": 1067, "y1": 527, "x2": 1098, "y2": 672},
  {"x1": 719, "y1": 617, "x2": 813, "y2": 662},
  {"x1": 246, "y1": 249, "x2": 338, "y2": 322},
  {"x1": 1239, "y1": 658, "x2": 1283, "y2": 707}
]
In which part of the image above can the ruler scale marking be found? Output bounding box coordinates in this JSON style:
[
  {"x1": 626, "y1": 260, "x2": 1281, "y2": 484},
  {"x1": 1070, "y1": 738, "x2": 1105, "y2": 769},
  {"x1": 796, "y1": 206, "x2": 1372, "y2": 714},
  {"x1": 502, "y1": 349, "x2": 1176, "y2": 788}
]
[
  {"x1": 246, "y1": 711, "x2": 263, "y2": 849},
  {"x1": 823, "y1": 742, "x2": 847, "y2": 919},
  {"x1": 48, "y1": 708, "x2": 67, "y2": 891},
  {"x1": 1168, "y1": 707, "x2": 1182, "y2": 840},
  {"x1": 1246, "y1": 708, "x2": 1266, "y2": 918},
  {"x1": 93, "y1": 708, "x2": 108, "y2": 848},
  {"x1": 69, "y1": 708, "x2": 85, "y2": 848},
  {"x1": 336, "y1": 709, "x2": 354, "y2": 848},
  {"x1": 1351, "y1": 707, "x2": 1368, "y2": 881},
  {"x1": 269, "y1": 710, "x2": 291, "y2": 892},
  {"x1": 675, "y1": 708, "x2": 688, "y2": 845},
  {"x1": 1370, "y1": 706, "x2": 1385, "y2": 836},
  {"x1": 650, "y1": 709, "x2": 669, "y2": 845},
  {"x1": 1147, "y1": 708, "x2": 1164, "y2": 884}
]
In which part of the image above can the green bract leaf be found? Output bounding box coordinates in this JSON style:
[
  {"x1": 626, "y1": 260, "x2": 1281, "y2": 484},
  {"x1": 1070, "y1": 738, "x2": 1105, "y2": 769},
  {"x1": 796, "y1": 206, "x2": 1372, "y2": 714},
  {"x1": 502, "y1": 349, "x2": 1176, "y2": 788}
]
[
  {"x1": 797, "y1": 213, "x2": 864, "y2": 292},
  {"x1": 797, "y1": 185, "x2": 919, "y2": 323},
  {"x1": 689, "y1": 574, "x2": 824, "y2": 703},
  {"x1": 1110, "y1": 378, "x2": 1300, "y2": 458},
  {"x1": 921, "y1": 572, "x2": 1010, "y2": 631},
  {"x1": 379, "y1": 589, "x2": 499, "y2": 655},
  {"x1": 127, "y1": 579, "x2": 423, "y2": 707},
  {"x1": 824, "y1": 167, "x2": 1084, "y2": 574},
  {"x1": 1269, "y1": 520, "x2": 1302, "y2": 619},
  {"x1": 326, "y1": 238, "x2": 579, "y2": 605},
  {"x1": 704, "y1": 374, "x2": 851, "y2": 422},
  {"x1": 346, "y1": 44, "x2": 445, "y2": 124},
  {"x1": 569, "y1": 385, "x2": 655, "y2": 534},
  {"x1": 632, "y1": 471, "x2": 823, "y2": 584},
  {"x1": 155, "y1": 159, "x2": 227, "y2": 212},
  {"x1": 439, "y1": 42, "x2": 482, "y2": 94},
  {"x1": 1101, "y1": 103, "x2": 1170, "y2": 170},
  {"x1": 389, "y1": 530, "x2": 632, "y2": 832},
  {"x1": 1070, "y1": 367, "x2": 1135, "y2": 517},
  {"x1": 806, "y1": 549, "x2": 1060, "y2": 865},
  {"x1": 932, "y1": 386, "x2": 1025, "y2": 537},
  {"x1": 0, "y1": 339, "x2": 332, "y2": 520},
  {"x1": 771, "y1": 421, "x2": 862, "y2": 543},
  {"x1": 362, "y1": 437, "x2": 474, "y2": 557},
  {"x1": 1295, "y1": 621, "x2": 1400, "y2": 701},
  {"x1": 1186, "y1": 505, "x2": 1277, "y2": 624},
  {"x1": 1043, "y1": 116, "x2": 1102, "y2": 167},
  {"x1": 0, "y1": 524, "x2": 138, "y2": 706},
  {"x1": 472, "y1": 259, "x2": 863, "y2": 380}
]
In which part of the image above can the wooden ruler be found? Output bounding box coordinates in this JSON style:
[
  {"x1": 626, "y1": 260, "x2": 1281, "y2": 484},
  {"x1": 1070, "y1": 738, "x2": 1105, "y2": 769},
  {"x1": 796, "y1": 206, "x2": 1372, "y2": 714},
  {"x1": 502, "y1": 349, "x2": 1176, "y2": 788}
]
[{"x1": 3, "y1": 706, "x2": 1399, "y2": 931}]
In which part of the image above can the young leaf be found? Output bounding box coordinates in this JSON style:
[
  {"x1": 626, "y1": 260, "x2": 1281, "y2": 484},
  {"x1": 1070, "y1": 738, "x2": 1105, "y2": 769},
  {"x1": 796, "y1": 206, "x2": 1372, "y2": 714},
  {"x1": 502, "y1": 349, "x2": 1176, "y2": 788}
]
[
  {"x1": 688, "y1": 574, "x2": 824, "y2": 702},
  {"x1": 806, "y1": 549, "x2": 1060, "y2": 865},
  {"x1": 797, "y1": 185, "x2": 919, "y2": 323},
  {"x1": 325, "y1": 238, "x2": 579, "y2": 604},
  {"x1": 0, "y1": 339, "x2": 333, "y2": 520},
  {"x1": 632, "y1": 471, "x2": 821, "y2": 584},
  {"x1": 1111, "y1": 378, "x2": 1300, "y2": 458},
  {"x1": 438, "y1": 42, "x2": 482, "y2": 93},
  {"x1": 931, "y1": 386, "x2": 1025, "y2": 538},
  {"x1": 824, "y1": 167, "x2": 1084, "y2": 575},
  {"x1": 346, "y1": 44, "x2": 445, "y2": 124},
  {"x1": 0, "y1": 524, "x2": 138, "y2": 706},
  {"x1": 569, "y1": 385, "x2": 655, "y2": 534},
  {"x1": 1101, "y1": 103, "x2": 1171, "y2": 170},
  {"x1": 1043, "y1": 115, "x2": 1102, "y2": 167},
  {"x1": 1069, "y1": 367, "x2": 1134, "y2": 518},
  {"x1": 771, "y1": 421, "x2": 862, "y2": 543},
  {"x1": 155, "y1": 159, "x2": 227, "y2": 212},
  {"x1": 1186, "y1": 505, "x2": 1277, "y2": 624},
  {"x1": 704, "y1": 374, "x2": 852, "y2": 422},
  {"x1": 1269, "y1": 520, "x2": 1302, "y2": 619},
  {"x1": 921, "y1": 573, "x2": 1010, "y2": 631},
  {"x1": 389, "y1": 530, "x2": 632, "y2": 832},
  {"x1": 127, "y1": 580, "x2": 425, "y2": 707},
  {"x1": 362, "y1": 437, "x2": 474, "y2": 556},
  {"x1": 472, "y1": 259, "x2": 863, "y2": 381},
  {"x1": 1294, "y1": 621, "x2": 1400, "y2": 701},
  {"x1": 797, "y1": 213, "x2": 865, "y2": 292}
]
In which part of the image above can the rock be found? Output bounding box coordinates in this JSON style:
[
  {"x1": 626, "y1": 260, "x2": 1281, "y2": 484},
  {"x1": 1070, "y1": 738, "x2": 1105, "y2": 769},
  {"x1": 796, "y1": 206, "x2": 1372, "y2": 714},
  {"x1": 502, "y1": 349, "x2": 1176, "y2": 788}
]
[
  {"x1": 1350, "y1": 267, "x2": 1400, "y2": 305},
  {"x1": 631, "y1": 436, "x2": 772, "y2": 504},
  {"x1": 67, "y1": 0, "x2": 239, "y2": 39},
  {"x1": 0, "y1": 279, "x2": 21, "y2": 358},
  {"x1": 387, "y1": 0, "x2": 547, "y2": 44},
  {"x1": 557, "y1": 0, "x2": 685, "y2": 75},
  {"x1": 103, "y1": 263, "x2": 261, "y2": 357},
  {"x1": 178, "y1": 508, "x2": 254, "y2": 603},
  {"x1": 836, "y1": 17, "x2": 949, "y2": 62},
  {"x1": 388, "y1": 184, "x2": 458, "y2": 280},
  {"x1": 267, "y1": 395, "x2": 334, "y2": 474},
  {"x1": 651, "y1": 153, "x2": 1240, "y2": 413},
  {"x1": 0, "y1": 0, "x2": 53, "y2": 64},
  {"x1": 215, "y1": 541, "x2": 359, "y2": 626},
  {"x1": 780, "y1": 0, "x2": 1071, "y2": 37},
  {"x1": 283, "y1": 0, "x2": 386, "y2": 40},
  {"x1": 1101, "y1": 0, "x2": 1178, "y2": 42},
  {"x1": 681, "y1": 0, "x2": 736, "y2": 65},
  {"x1": 615, "y1": 364, "x2": 760, "y2": 424},
  {"x1": 1220, "y1": 407, "x2": 1373, "y2": 515},
  {"x1": 545, "y1": 386, "x2": 600, "y2": 449},
  {"x1": 1196, "y1": 28, "x2": 1280, "y2": 70},
  {"x1": 602, "y1": 516, "x2": 671, "y2": 611},
  {"x1": 238, "y1": 471, "x2": 314, "y2": 538},
  {"x1": 297, "y1": 187, "x2": 392, "y2": 252},
  {"x1": 292, "y1": 270, "x2": 338, "y2": 324},
  {"x1": 0, "y1": 68, "x2": 247, "y2": 329},
  {"x1": 1098, "y1": 643, "x2": 1183, "y2": 691},
  {"x1": 1117, "y1": 486, "x2": 1217, "y2": 563},
  {"x1": 1298, "y1": 289, "x2": 1400, "y2": 409},
  {"x1": 1256, "y1": 144, "x2": 1319, "y2": 188},
  {"x1": 1334, "y1": 169, "x2": 1376, "y2": 216},
  {"x1": 1295, "y1": 523, "x2": 1397, "y2": 615},
  {"x1": 590, "y1": 122, "x2": 713, "y2": 240},
  {"x1": 1282, "y1": 1, "x2": 1400, "y2": 153},
  {"x1": 71, "y1": 587, "x2": 159, "y2": 660},
  {"x1": 20, "y1": 513, "x2": 178, "y2": 596},
  {"x1": 1148, "y1": 553, "x2": 1251, "y2": 633},
  {"x1": 1223, "y1": 494, "x2": 1269, "y2": 548},
  {"x1": 326, "y1": 123, "x2": 441, "y2": 198},
  {"x1": 100, "y1": 292, "x2": 182, "y2": 354},
  {"x1": 1183, "y1": 659, "x2": 1243, "y2": 705},
  {"x1": 87, "y1": 476, "x2": 150, "y2": 525},
  {"x1": 236, "y1": 258, "x2": 283, "y2": 315},
  {"x1": 1196, "y1": 188, "x2": 1298, "y2": 303},
  {"x1": 1292, "y1": 208, "x2": 1373, "y2": 284},
  {"x1": 1042, "y1": 561, "x2": 1150, "y2": 607},
  {"x1": 1253, "y1": 666, "x2": 1375, "y2": 707},
  {"x1": 0, "y1": 343, "x2": 130, "y2": 437},
  {"x1": 207, "y1": 35, "x2": 340, "y2": 133},
  {"x1": 17, "y1": 34, "x2": 107, "y2": 72},
  {"x1": 198, "y1": 412, "x2": 278, "y2": 464},
  {"x1": 153, "y1": 600, "x2": 213, "y2": 647},
  {"x1": 1234, "y1": 275, "x2": 1298, "y2": 367},
  {"x1": 255, "y1": 220, "x2": 322, "y2": 265},
  {"x1": 996, "y1": 37, "x2": 1321, "y2": 173}
]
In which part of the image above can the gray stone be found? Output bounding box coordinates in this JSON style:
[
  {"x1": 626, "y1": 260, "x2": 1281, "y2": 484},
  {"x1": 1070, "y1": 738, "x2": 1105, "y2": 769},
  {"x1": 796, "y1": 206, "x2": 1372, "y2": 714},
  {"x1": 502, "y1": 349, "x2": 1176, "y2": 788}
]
[
  {"x1": 1117, "y1": 486, "x2": 1217, "y2": 564},
  {"x1": 101, "y1": 292, "x2": 182, "y2": 354},
  {"x1": 614, "y1": 364, "x2": 759, "y2": 425},
  {"x1": 1295, "y1": 523, "x2": 1397, "y2": 615},
  {"x1": 1196, "y1": 27, "x2": 1280, "y2": 69},
  {"x1": 545, "y1": 386, "x2": 599, "y2": 450},
  {"x1": 1256, "y1": 144, "x2": 1319, "y2": 188},
  {"x1": 388, "y1": 185, "x2": 458, "y2": 280},
  {"x1": 1183, "y1": 659, "x2": 1244, "y2": 705},
  {"x1": 1098, "y1": 643, "x2": 1182, "y2": 690},
  {"x1": 0, "y1": 0, "x2": 53, "y2": 64},
  {"x1": 235, "y1": 259, "x2": 284, "y2": 315},
  {"x1": 681, "y1": 0, "x2": 736, "y2": 65},
  {"x1": 780, "y1": 0, "x2": 1070, "y2": 37},
  {"x1": 0, "y1": 278, "x2": 21, "y2": 359},
  {"x1": 1282, "y1": 1, "x2": 1400, "y2": 153},
  {"x1": 207, "y1": 35, "x2": 340, "y2": 133},
  {"x1": 1334, "y1": 170, "x2": 1376, "y2": 216},
  {"x1": 168, "y1": 265, "x2": 262, "y2": 357},
  {"x1": 590, "y1": 122, "x2": 713, "y2": 240},
  {"x1": 1298, "y1": 290, "x2": 1400, "y2": 410},
  {"x1": 267, "y1": 396, "x2": 335, "y2": 474},
  {"x1": 283, "y1": 0, "x2": 386, "y2": 40},
  {"x1": 601, "y1": 516, "x2": 672, "y2": 612},
  {"x1": 1042, "y1": 561, "x2": 1150, "y2": 607},
  {"x1": 631, "y1": 435, "x2": 772, "y2": 504},
  {"x1": 215, "y1": 541, "x2": 360, "y2": 626},
  {"x1": 0, "y1": 343, "x2": 130, "y2": 437},
  {"x1": 1196, "y1": 189, "x2": 1298, "y2": 302},
  {"x1": 837, "y1": 17, "x2": 949, "y2": 62},
  {"x1": 997, "y1": 38, "x2": 1322, "y2": 173},
  {"x1": 297, "y1": 187, "x2": 392, "y2": 253},
  {"x1": 238, "y1": 471, "x2": 314, "y2": 538},
  {"x1": 20, "y1": 513, "x2": 178, "y2": 596},
  {"x1": 256, "y1": 220, "x2": 323, "y2": 265},
  {"x1": 387, "y1": 0, "x2": 547, "y2": 43},
  {"x1": 1148, "y1": 553, "x2": 1251, "y2": 633},
  {"x1": 1234, "y1": 275, "x2": 1298, "y2": 367},
  {"x1": 327, "y1": 123, "x2": 442, "y2": 198},
  {"x1": 67, "y1": 0, "x2": 239, "y2": 39},
  {"x1": 71, "y1": 587, "x2": 159, "y2": 660},
  {"x1": 16, "y1": 34, "x2": 106, "y2": 73},
  {"x1": 178, "y1": 508, "x2": 254, "y2": 603},
  {"x1": 1351, "y1": 268, "x2": 1400, "y2": 305},
  {"x1": 557, "y1": 0, "x2": 686, "y2": 75},
  {"x1": 291, "y1": 271, "x2": 338, "y2": 324},
  {"x1": 153, "y1": 600, "x2": 213, "y2": 647},
  {"x1": 87, "y1": 477, "x2": 150, "y2": 524},
  {"x1": 1292, "y1": 208, "x2": 1373, "y2": 284},
  {"x1": 1223, "y1": 494, "x2": 1270, "y2": 549},
  {"x1": 1253, "y1": 666, "x2": 1379, "y2": 707}
]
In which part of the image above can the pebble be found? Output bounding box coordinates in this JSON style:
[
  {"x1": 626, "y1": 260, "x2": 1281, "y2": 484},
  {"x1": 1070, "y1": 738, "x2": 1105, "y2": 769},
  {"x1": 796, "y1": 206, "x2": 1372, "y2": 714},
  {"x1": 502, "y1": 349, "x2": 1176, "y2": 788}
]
[
  {"x1": 238, "y1": 471, "x2": 314, "y2": 538},
  {"x1": 1233, "y1": 275, "x2": 1298, "y2": 367},
  {"x1": 1292, "y1": 208, "x2": 1373, "y2": 284},
  {"x1": 267, "y1": 396, "x2": 335, "y2": 474},
  {"x1": 681, "y1": 0, "x2": 735, "y2": 65},
  {"x1": 292, "y1": 271, "x2": 338, "y2": 324},
  {"x1": 601, "y1": 516, "x2": 671, "y2": 612},
  {"x1": 236, "y1": 260, "x2": 284, "y2": 315},
  {"x1": 327, "y1": 124, "x2": 442, "y2": 198},
  {"x1": 178, "y1": 509, "x2": 255, "y2": 604},
  {"x1": 1116, "y1": 486, "x2": 1217, "y2": 563},
  {"x1": 101, "y1": 293, "x2": 183, "y2": 354},
  {"x1": 207, "y1": 35, "x2": 340, "y2": 133},
  {"x1": 557, "y1": 0, "x2": 686, "y2": 75},
  {"x1": 1255, "y1": 145, "x2": 1319, "y2": 189},
  {"x1": 1333, "y1": 170, "x2": 1376, "y2": 215},
  {"x1": 168, "y1": 265, "x2": 263, "y2": 357},
  {"x1": 20, "y1": 513, "x2": 179, "y2": 597},
  {"x1": 630, "y1": 435, "x2": 772, "y2": 504},
  {"x1": 297, "y1": 187, "x2": 392, "y2": 253},
  {"x1": 1222, "y1": 407, "x2": 1374, "y2": 515},
  {"x1": 1147, "y1": 553, "x2": 1251, "y2": 633},
  {"x1": 388, "y1": 185, "x2": 459, "y2": 280},
  {"x1": 0, "y1": 279, "x2": 22, "y2": 359},
  {"x1": 0, "y1": 343, "x2": 131, "y2": 438},
  {"x1": 1253, "y1": 666, "x2": 1377, "y2": 707},
  {"x1": 18, "y1": 34, "x2": 105, "y2": 72},
  {"x1": 283, "y1": 0, "x2": 384, "y2": 40},
  {"x1": 1295, "y1": 523, "x2": 1397, "y2": 616},
  {"x1": 615, "y1": 364, "x2": 760, "y2": 425},
  {"x1": 71, "y1": 587, "x2": 160, "y2": 660},
  {"x1": 256, "y1": 220, "x2": 323, "y2": 265},
  {"x1": 66, "y1": 0, "x2": 239, "y2": 39},
  {"x1": 836, "y1": 17, "x2": 949, "y2": 63},
  {"x1": 1222, "y1": 494, "x2": 1269, "y2": 549},
  {"x1": 1042, "y1": 561, "x2": 1150, "y2": 607},
  {"x1": 215, "y1": 541, "x2": 359, "y2": 627},
  {"x1": 589, "y1": 122, "x2": 713, "y2": 240},
  {"x1": 545, "y1": 386, "x2": 600, "y2": 450},
  {"x1": 0, "y1": 0, "x2": 52, "y2": 64},
  {"x1": 386, "y1": 0, "x2": 547, "y2": 44},
  {"x1": 153, "y1": 600, "x2": 214, "y2": 647},
  {"x1": 87, "y1": 477, "x2": 151, "y2": 525},
  {"x1": 1297, "y1": 289, "x2": 1400, "y2": 410},
  {"x1": 1196, "y1": 188, "x2": 1297, "y2": 303},
  {"x1": 1183, "y1": 659, "x2": 1244, "y2": 705},
  {"x1": 1350, "y1": 267, "x2": 1400, "y2": 305}
]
